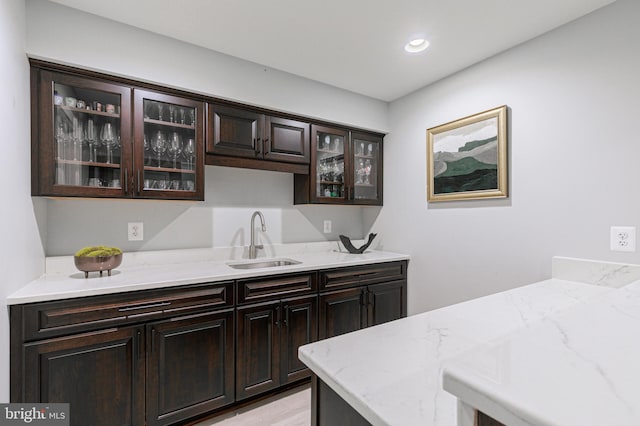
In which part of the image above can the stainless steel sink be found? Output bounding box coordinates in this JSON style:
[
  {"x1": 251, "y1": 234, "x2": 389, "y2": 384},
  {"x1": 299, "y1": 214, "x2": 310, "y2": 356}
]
[{"x1": 227, "y1": 258, "x2": 301, "y2": 270}]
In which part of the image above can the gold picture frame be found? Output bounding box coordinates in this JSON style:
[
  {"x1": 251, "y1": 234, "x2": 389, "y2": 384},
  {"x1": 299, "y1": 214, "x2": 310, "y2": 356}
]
[{"x1": 427, "y1": 105, "x2": 508, "y2": 202}]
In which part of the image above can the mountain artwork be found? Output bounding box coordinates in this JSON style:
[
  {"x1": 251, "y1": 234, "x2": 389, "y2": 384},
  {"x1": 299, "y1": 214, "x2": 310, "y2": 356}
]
[{"x1": 427, "y1": 106, "x2": 508, "y2": 201}]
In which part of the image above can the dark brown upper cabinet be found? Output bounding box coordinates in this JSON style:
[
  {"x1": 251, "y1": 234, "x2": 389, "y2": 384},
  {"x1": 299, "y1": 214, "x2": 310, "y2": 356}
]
[
  {"x1": 294, "y1": 125, "x2": 383, "y2": 205},
  {"x1": 31, "y1": 63, "x2": 205, "y2": 201},
  {"x1": 133, "y1": 89, "x2": 205, "y2": 200},
  {"x1": 206, "y1": 104, "x2": 310, "y2": 173}
]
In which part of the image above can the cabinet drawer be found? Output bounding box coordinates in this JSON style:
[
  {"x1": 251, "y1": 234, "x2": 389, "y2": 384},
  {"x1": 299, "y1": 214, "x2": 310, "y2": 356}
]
[
  {"x1": 237, "y1": 273, "x2": 316, "y2": 305},
  {"x1": 319, "y1": 261, "x2": 406, "y2": 291},
  {"x1": 17, "y1": 281, "x2": 234, "y2": 341}
]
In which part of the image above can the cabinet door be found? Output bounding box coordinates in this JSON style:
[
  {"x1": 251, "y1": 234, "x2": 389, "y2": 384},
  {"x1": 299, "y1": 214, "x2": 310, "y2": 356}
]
[
  {"x1": 309, "y1": 124, "x2": 350, "y2": 203},
  {"x1": 207, "y1": 104, "x2": 264, "y2": 158},
  {"x1": 236, "y1": 301, "x2": 280, "y2": 400},
  {"x1": 263, "y1": 116, "x2": 310, "y2": 164},
  {"x1": 34, "y1": 70, "x2": 132, "y2": 198},
  {"x1": 280, "y1": 295, "x2": 318, "y2": 384},
  {"x1": 367, "y1": 281, "x2": 406, "y2": 327},
  {"x1": 146, "y1": 310, "x2": 234, "y2": 426},
  {"x1": 319, "y1": 288, "x2": 366, "y2": 339},
  {"x1": 23, "y1": 327, "x2": 144, "y2": 426},
  {"x1": 351, "y1": 132, "x2": 383, "y2": 205},
  {"x1": 133, "y1": 89, "x2": 205, "y2": 201}
]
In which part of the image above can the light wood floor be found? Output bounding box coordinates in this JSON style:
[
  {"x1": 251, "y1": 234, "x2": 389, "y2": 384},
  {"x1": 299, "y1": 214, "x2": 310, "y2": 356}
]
[{"x1": 193, "y1": 384, "x2": 311, "y2": 426}]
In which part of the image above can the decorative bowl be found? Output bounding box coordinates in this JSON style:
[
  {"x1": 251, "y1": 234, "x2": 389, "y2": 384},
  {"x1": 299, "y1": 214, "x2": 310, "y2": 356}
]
[{"x1": 74, "y1": 254, "x2": 122, "y2": 278}]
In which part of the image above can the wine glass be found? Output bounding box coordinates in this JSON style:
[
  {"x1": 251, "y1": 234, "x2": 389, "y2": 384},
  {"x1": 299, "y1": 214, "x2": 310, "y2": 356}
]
[
  {"x1": 364, "y1": 159, "x2": 372, "y2": 184},
  {"x1": 100, "y1": 122, "x2": 116, "y2": 164},
  {"x1": 167, "y1": 131, "x2": 183, "y2": 169},
  {"x1": 157, "y1": 102, "x2": 164, "y2": 121},
  {"x1": 143, "y1": 133, "x2": 151, "y2": 165},
  {"x1": 55, "y1": 118, "x2": 67, "y2": 160},
  {"x1": 86, "y1": 118, "x2": 97, "y2": 162},
  {"x1": 151, "y1": 130, "x2": 167, "y2": 167},
  {"x1": 183, "y1": 138, "x2": 195, "y2": 170}
]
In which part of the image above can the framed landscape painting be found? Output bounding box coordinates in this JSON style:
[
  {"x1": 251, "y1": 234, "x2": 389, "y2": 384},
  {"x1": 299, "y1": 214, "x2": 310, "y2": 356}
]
[{"x1": 427, "y1": 105, "x2": 508, "y2": 202}]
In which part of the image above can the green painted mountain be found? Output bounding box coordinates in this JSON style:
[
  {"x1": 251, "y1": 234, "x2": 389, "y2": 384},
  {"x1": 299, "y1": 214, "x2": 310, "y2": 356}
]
[
  {"x1": 458, "y1": 136, "x2": 497, "y2": 152},
  {"x1": 438, "y1": 156, "x2": 495, "y2": 178}
]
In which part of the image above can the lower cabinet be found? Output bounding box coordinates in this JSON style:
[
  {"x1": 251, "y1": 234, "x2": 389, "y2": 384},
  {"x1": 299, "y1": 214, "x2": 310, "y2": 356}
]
[
  {"x1": 23, "y1": 326, "x2": 145, "y2": 426},
  {"x1": 236, "y1": 278, "x2": 318, "y2": 400},
  {"x1": 11, "y1": 281, "x2": 234, "y2": 426},
  {"x1": 11, "y1": 261, "x2": 406, "y2": 426},
  {"x1": 146, "y1": 310, "x2": 235, "y2": 426},
  {"x1": 319, "y1": 262, "x2": 407, "y2": 339}
]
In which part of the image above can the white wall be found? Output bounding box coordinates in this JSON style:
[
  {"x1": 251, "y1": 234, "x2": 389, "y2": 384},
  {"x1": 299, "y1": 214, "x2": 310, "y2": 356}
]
[
  {"x1": 376, "y1": 0, "x2": 640, "y2": 314},
  {"x1": 25, "y1": 0, "x2": 388, "y2": 256},
  {"x1": 0, "y1": 0, "x2": 46, "y2": 402}
]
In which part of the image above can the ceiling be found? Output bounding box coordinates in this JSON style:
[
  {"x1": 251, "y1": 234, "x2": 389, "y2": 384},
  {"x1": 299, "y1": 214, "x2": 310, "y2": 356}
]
[{"x1": 49, "y1": 0, "x2": 616, "y2": 102}]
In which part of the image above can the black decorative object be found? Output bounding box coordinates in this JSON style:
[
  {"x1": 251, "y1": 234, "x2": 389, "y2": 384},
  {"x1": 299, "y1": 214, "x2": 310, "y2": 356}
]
[{"x1": 339, "y1": 233, "x2": 377, "y2": 254}]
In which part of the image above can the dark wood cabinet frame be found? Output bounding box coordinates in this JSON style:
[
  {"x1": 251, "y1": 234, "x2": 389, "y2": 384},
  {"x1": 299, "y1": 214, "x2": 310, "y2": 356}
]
[
  {"x1": 30, "y1": 59, "x2": 384, "y2": 204},
  {"x1": 11, "y1": 261, "x2": 406, "y2": 426}
]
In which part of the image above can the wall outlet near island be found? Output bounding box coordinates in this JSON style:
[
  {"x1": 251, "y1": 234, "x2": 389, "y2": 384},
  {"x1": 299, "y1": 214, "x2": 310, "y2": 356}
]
[
  {"x1": 323, "y1": 220, "x2": 332, "y2": 234},
  {"x1": 610, "y1": 226, "x2": 635, "y2": 252},
  {"x1": 128, "y1": 222, "x2": 144, "y2": 241}
]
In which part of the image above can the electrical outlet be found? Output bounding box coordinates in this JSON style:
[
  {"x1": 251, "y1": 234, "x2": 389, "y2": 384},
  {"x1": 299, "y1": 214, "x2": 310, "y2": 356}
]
[
  {"x1": 610, "y1": 226, "x2": 635, "y2": 252},
  {"x1": 323, "y1": 220, "x2": 332, "y2": 234},
  {"x1": 128, "y1": 222, "x2": 144, "y2": 241}
]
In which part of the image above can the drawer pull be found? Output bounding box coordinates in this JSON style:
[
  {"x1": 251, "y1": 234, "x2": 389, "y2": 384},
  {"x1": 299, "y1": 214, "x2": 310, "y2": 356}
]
[
  {"x1": 353, "y1": 271, "x2": 378, "y2": 278},
  {"x1": 118, "y1": 301, "x2": 171, "y2": 312}
]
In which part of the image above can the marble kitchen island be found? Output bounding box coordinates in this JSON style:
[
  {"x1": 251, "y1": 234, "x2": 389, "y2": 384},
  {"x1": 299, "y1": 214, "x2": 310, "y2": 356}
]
[{"x1": 298, "y1": 257, "x2": 640, "y2": 426}]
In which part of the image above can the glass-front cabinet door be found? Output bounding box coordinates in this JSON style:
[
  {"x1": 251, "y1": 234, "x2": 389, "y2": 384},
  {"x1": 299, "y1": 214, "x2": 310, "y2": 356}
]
[
  {"x1": 351, "y1": 132, "x2": 383, "y2": 204},
  {"x1": 133, "y1": 90, "x2": 204, "y2": 200},
  {"x1": 35, "y1": 71, "x2": 131, "y2": 197},
  {"x1": 311, "y1": 125, "x2": 349, "y2": 203}
]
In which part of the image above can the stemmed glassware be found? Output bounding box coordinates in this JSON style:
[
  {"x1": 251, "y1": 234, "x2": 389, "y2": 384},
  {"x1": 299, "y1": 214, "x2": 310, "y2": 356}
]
[
  {"x1": 100, "y1": 122, "x2": 116, "y2": 164},
  {"x1": 86, "y1": 118, "x2": 97, "y2": 162},
  {"x1": 157, "y1": 102, "x2": 164, "y2": 121},
  {"x1": 364, "y1": 159, "x2": 372, "y2": 184},
  {"x1": 183, "y1": 138, "x2": 195, "y2": 170},
  {"x1": 71, "y1": 117, "x2": 83, "y2": 161},
  {"x1": 151, "y1": 130, "x2": 167, "y2": 167},
  {"x1": 143, "y1": 134, "x2": 151, "y2": 165},
  {"x1": 167, "y1": 131, "x2": 183, "y2": 169}
]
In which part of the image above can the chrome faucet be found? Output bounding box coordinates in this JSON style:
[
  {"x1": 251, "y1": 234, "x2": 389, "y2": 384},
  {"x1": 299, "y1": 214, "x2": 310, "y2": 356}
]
[{"x1": 249, "y1": 211, "x2": 266, "y2": 259}]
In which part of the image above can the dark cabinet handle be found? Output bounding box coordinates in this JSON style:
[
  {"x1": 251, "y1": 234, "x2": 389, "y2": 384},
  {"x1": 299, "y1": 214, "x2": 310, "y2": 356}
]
[
  {"x1": 275, "y1": 305, "x2": 280, "y2": 326},
  {"x1": 124, "y1": 168, "x2": 128, "y2": 193},
  {"x1": 151, "y1": 327, "x2": 156, "y2": 353},
  {"x1": 118, "y1": 301, "x2": 171, "y2": 312},
  {"x1": 284, "y1": 305, "x2": 289, "y2": 326},
  {"x1": 255, "y1": 138, "x2": 262, "y2": 156},
  {"x1": 137, "y1": 170, "x2": 141, "y2": 195},
  {"x1": 263, "y1": 138, "x2": 270, "y2": 155},
  {"x1": 136, "y1": 329, "x2": 142, "y2": 361}
]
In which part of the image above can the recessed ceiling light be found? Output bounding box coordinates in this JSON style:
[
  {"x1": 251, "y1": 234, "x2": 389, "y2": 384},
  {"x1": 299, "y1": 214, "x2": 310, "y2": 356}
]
[{"x1": 404, "y1": 38, "x2": 430, "y2": 53}]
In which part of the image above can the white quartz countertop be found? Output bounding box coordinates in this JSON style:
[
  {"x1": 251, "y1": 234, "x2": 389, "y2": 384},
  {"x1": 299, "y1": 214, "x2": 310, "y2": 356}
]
[
  {"x1": 7, "y1": 247, "x2": 409, "y2": 305},
  {"x1": 443, "y1": 279, "x2": 640, "y2": 426},
  {"x1": 298, "y1": 278, "x2": 614, "y2": 426}
]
